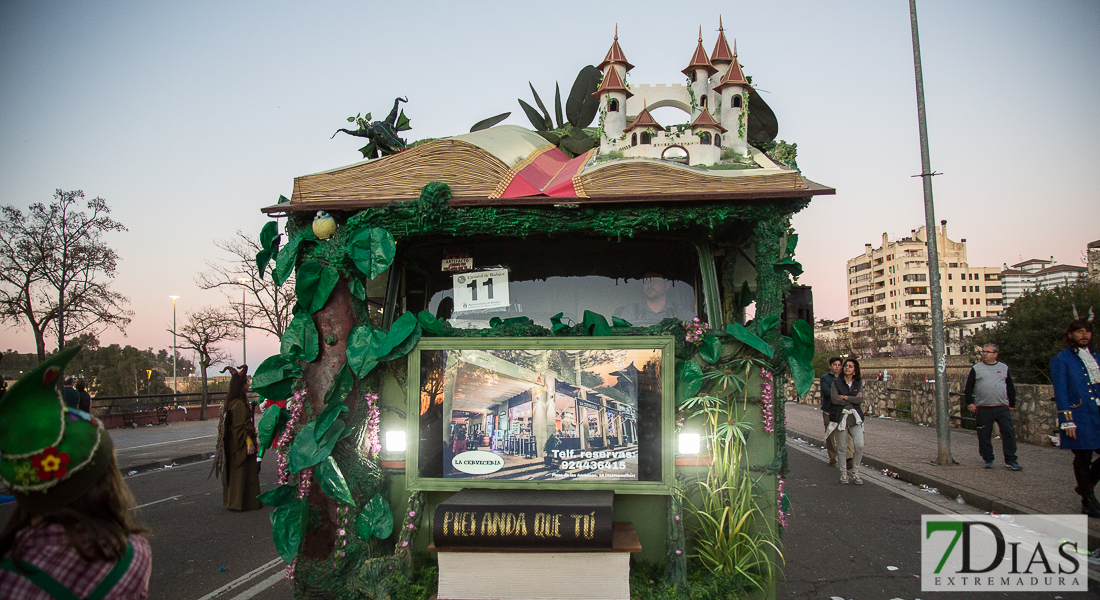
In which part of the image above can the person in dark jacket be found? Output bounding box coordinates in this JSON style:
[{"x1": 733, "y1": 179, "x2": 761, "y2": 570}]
[
  {"x1": 61, "y1": 377, "x2": 80, "y2": 410},
  {"x1": 819, "y1": 357, "x2": 852, "y2": 469},
  {"x1": 964, "y1": 343, "x2": 1020, "y2": 470},
  {"x1": 75, "y1": 379, "x2": 92, "y2": 413},
  {"x1": 1051, "y1": 317, "x2": 1100, "y2": 518},
  {"x1": 828, "y1": 358, "x2": 865, "y2": 485}
]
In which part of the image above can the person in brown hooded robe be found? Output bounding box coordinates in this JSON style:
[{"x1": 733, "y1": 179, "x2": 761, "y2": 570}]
[{"x1": 210, "y1": 365, "x2": 262, "y2": 511}]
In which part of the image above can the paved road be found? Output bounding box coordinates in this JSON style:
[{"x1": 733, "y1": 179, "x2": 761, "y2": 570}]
[
  {"x1": 0, "y1": 455, "x2": 293, "y2": 599},
  {"x1": 111, "y1": 418, "x2": 220, "y2": 472},
  {"x1": 781, "y1": 436, "x2": 1100, "y2": 599}
]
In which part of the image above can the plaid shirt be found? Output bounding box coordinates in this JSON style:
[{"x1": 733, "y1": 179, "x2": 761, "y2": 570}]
[{"x1": 0, "y1": 523, "x2": 150, "y2": 599}]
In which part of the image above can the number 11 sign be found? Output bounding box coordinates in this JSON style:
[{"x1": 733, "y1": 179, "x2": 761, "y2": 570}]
[{"x1": 452, "y1": 269, "x2": 510, "y2": 313}]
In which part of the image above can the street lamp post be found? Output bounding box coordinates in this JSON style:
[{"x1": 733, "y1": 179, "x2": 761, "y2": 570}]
[
  {"x1": 169, "y1": 296, "x2": 179, "y2": 396},
  {"x1": 237, "y1": 278, "x2": 249, "y2": 366}
]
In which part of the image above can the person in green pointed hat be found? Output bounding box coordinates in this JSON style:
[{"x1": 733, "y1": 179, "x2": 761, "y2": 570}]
[{"x1": 0, "y1": 346, "x2": 151, "y2": 598}]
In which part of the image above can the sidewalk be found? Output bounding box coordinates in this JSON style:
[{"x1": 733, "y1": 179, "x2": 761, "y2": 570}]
[{"x1": 784, "y1": 401, "x2": 1100, "y2": 543}]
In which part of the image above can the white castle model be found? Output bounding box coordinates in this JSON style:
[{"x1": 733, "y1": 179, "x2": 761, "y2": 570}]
[{"x1": 595, "y1": 19, "x2": 751, "y2": 167}]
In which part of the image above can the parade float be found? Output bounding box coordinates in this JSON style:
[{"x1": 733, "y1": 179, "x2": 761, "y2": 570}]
[{"x1": 251, "y1": 21, "x2": 832, "y2": 600}]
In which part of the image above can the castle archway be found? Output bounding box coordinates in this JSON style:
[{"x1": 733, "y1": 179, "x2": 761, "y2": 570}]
[{"x1": 661, "y1": 145, "x2": 689, "y2": 165}]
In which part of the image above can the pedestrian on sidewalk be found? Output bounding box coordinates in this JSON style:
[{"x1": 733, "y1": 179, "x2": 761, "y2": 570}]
[
  {"x1": 211, "y1": 365, "x2": 262, "y2": 512},
  {"x1": 828, "y1": 358, "x2": 865, "y2": 485},
  {"x1": 0, "y1": 346, "x2": 152, "y2": 599},
  {"x1": 819, "y1": 357, "x2": 853, "y2": 470},
  {"x1": 61, "y1": 377, "x2": 79, "y2": 410},
  {"x1": 964, "y1": 343, "x2": 1022, "y2": 471},
  {"x1": 75, "y1": 379, "x2": 92, "y2": 414},
  {"x1": 1051, "y1": 315, "x2": 1100, "y2": 518}
]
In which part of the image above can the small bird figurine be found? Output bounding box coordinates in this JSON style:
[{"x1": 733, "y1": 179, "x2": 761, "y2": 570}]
[{"x1": 312, "y1": 211, "x2": 337, "y2": 240}]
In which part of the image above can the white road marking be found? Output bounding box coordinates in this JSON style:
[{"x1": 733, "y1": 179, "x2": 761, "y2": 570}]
[
  {"x1": 124, "y1": 458, "x2": 212, "y2": 479},
  {"x1": 131, "y1": 496, "x2": 178, "y2": 510},
  {"x1": 116, "y1": 434, "x2": 215, "y2": 452},
  {"x1": 194, "y1": 558, "x2": 282, "y2": 600},
  {"x1": 228, "y1": 571, "x2": 286, "y2": 599}
]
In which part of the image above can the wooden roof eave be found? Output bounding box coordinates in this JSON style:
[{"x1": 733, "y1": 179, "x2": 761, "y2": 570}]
[{"x1": 260, "y1": 180, "x2": 834, "y2": 215}]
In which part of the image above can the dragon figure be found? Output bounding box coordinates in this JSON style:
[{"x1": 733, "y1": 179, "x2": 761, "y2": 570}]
[{"x1": 332, "y1": 97, "x2": 412, "y2": 159}]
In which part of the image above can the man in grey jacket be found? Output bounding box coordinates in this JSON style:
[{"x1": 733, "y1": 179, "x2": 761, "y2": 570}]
[{"x1": 964, "y1": 343, "x2": 1022, "y2": 471}]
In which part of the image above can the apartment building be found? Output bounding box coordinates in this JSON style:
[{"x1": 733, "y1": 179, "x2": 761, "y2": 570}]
[
  {"x1": 845, "y1": 221, "x2": 1003, "y2": 355},
  {"x1": 1000, "y1": 257, "x2": 1088, "y2": 307}
]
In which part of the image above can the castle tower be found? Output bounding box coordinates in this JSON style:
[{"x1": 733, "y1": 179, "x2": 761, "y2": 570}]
[
  {"x1": 689, "y1": 108, "x2": 725, "y2": 165},
  {"x1": 712, "y1": 38, "x2": 750, "y2": 155},
  {"x1": 682, "y1": 26, "x2": 718, "y2": 120},
  {"x1": 594, "y1": 25, "x2": 634, "y2": 152},
  {"x1": 622, "y1": 101, "x2": 663, "y2": 156},
  {"x1": 709, "y1": 17, "x2": 735, "y2": 81}
]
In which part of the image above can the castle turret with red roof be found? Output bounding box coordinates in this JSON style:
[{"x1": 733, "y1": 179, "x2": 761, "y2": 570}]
[{"x1": 595, "y1": 25, "x2": 633, "y2": 150}]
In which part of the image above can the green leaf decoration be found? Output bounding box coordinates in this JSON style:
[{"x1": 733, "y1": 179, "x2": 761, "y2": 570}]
[
  {"x1": 256, "y1": 405, "x2": 288, "y2": 459},
  {"x1": 295, "y1": 260, "x2": 339, "y2": 314},
  {"x1": 735, "y1": 281, "x2": 754, "y2": 309},
  {"x1": 287, "y1": 419, "x2": 345, "y2": 473},
  {"x1": 518, "y1": 99, "x2": 550, "y2": 132},
  {"x1": 675, "y1": 360, "x2": 704, "y2": 405},
  {"x1": 528, "y1": 83, "x2": 553, "y2": 129},
  {"x1": 698, "y1": 334, "x2": 722, "y2": 364},
  {"x1": 774, "y1": 257, "x2": 804, "y2": 277},
  {"x1": 566, "y1": 66, "x2": 602, "y2": 128},
  {"x1": 348, "y1": 228, "x2": 396, "y2": 280},
  {"x1": 346, "y1": 325, "x2": 384, "y2": 379},
  {"x1": 611, "y1": 316, "x2": 633, "y2": 328},
  {"x1": 375, "y1": 312, "x2": 420, "y2": 360},
  {"x1": 581, "y1": 310, "x2": 612, "y2": 336},
  {"x1": 348, "y1": 278, "x2": 367, "y2": 301},
  {"x1": 489, "y1": 317, "x2": 502, "y2": 328},
  {"x1": 257, "y1": 483, "x2": 296, "y2": 508},
  {"x1": 315, "y1": 456, "x2": 355, "y2": 505},
  {"x1": 273, "y1": 229, "x2": 316, "y2": 287},
  {"x1": 281, "y1": 311, "x2": 319, "y2": 363},
  {"x1": 726, "y1": 323, "x2": 775, "y2": 359},
  {"x1": 256, "y1": 221, "x2": 282, "y2": 280},
  {"x1": 470, "y1": 112, "x2": 511, "y2": 133},
  {"x1": 356, "y1": 493, "x2": 395, "y2": 541},
  {"x1": 784, "y1": 233, "x2": 799, "y2": 257},
  {"x1": 271, "y1": 499, "x2": 308, "y2": 563},
  {"x1": 784, "y1": 319, "x2": 816, "y2": 397},
  {"x1": 553, "y1": 83, "x2": 564, "y2": 129},
  {"x1": 252, "y1": 354, "x2": 303, "y2": 402},
  {"x1": 315, "y1": 402, "x2": 349, "y2": 443},
  {"x1": 550, "y1": 312, "x2": 568, "y2": 333},
  {"x1": 324, "y1": 362, "x2": 354, "y2": 406},
  {"x1": 755, "y1": 315, "x2": 780, "y2": 338},
  {"x1": 417, "y1": 310, "x2": 447, "y2": 336}
]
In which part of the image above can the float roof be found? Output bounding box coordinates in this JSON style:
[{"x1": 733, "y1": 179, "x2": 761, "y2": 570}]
[{"x1": 264, "y1": 126, "x2": 832, "y2": 214}]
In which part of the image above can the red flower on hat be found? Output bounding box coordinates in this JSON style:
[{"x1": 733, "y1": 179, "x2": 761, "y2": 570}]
[{"x1": 31, "y1": 447, "x2": 70, "y2": 481}]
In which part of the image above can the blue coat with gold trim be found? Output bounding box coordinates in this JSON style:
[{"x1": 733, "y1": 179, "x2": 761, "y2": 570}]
[{"x1": 1051, "y1": 346, "x2": 1100, "y2": 450}]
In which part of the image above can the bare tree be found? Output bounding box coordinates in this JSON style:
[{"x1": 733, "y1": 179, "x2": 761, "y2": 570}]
[
  {"x1": 175, "y1": 306, "x2": 237, "y2": 420},
  {"x1": 0, "y1": 190, "x2": 132, "y2": 361},
  {"x1": 196, "y1": 230, "x2": 295, "y2": 339}
]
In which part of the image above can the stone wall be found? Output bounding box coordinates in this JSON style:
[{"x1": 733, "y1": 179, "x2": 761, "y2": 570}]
[{"x1": 787, "y1": 379, "x2": 1058, "y2": 447}]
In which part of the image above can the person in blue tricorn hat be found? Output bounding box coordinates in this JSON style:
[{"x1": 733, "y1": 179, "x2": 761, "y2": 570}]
[
  {"x1": 1051, "y1": 314, "x2": 1100, "y2": 518},
  {"x1": 0, "y1": 346, "x2": 152, "y2": 599}
]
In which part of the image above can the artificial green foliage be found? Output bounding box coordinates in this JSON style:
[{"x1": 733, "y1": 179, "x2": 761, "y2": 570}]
[
  {"x1": 258, "y1": 483, "x2": 296, "y2": 508},
  {"x1": 287, "y1": 419, "x2": 345, "y2": 473},
  {"x1": 324, "y1": 363, "x2": 355, "y2": 406},
  {"x1": 376, "y1": 314, "x2": 422, "y2": 362},
  {"x1": 581, "y1": 310, "x2": 612, "y2": 336},
  {"x1": 316, "y1": 456, "x2": 356, "y2": 505},
  {"x1": 357, "y1": 493, "x2": 395, "y2": 540},
  {"x1": 783, "y1": 319, "x2": 815, "y2": 397},
  {"x1": 550, "y1": 312, "x2": 569, "y2": 334},
  {"x1": 726, "y1": 323, "x2": 774, "y2": 359},
  {"x1": 347, "y1": 326, "x2": 385, "y2": 379},
  {"x1": 271, "y1": 499, "x2": 308, "y2": 562},
  {"x1": 274, "y1": 230, "x2": 316, "y2": 286},
  {"x1": 314, "y1": 403, "x2": 349, "y2": 443},
  {"x1": 256, "y1": 219, "x2": 282, "y2": 280},
  {"x1": 417, "y1": 311, "x2": 448, "y2": 336},
  {"x1": 252, "y1": 354, "x2": 303, "y2": 402},
  {"x1": 612, "y1": 316, "x2": 633, "y2": 328},
  {"x1": 676, "y1": 360, "x2": 703, "y2": 404},
  {"x1": 413, "y1": 181, "x2": 454, "y2": 224},
  {"x1": 296, "y1": 260, "x2": 340, "y2": 314},
  {"x1": 469, "y1": 112, "x2": 511, "y2": 133},
  {"x1": 699, "y1": 334, "x2": 722, "y2": 364},
  {"x1": 256, "y1": 405, "x2": 288, "y2": 459},
  {"x1": 348, "y1": 228, "x2": 396, "y2": 280},
  {"x1": 348, "y1": 278, "x2": 367, "y2": 301},
  {"x1": 281, "y1": 311, "x2": 320, "y2": 363}
]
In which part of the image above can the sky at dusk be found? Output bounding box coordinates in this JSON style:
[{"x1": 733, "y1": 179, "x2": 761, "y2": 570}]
[{"x1": 2, "y1": 1, "x2": 1098, "y2": 369}]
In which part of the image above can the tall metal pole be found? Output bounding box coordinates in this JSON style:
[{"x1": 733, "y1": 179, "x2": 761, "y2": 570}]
[
  {"x1": 909, "y1": 0, "x2": 953, "y2": 465},
  {"x1": 170, "y1": 295, "x2": 179, "y2": 396}
]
